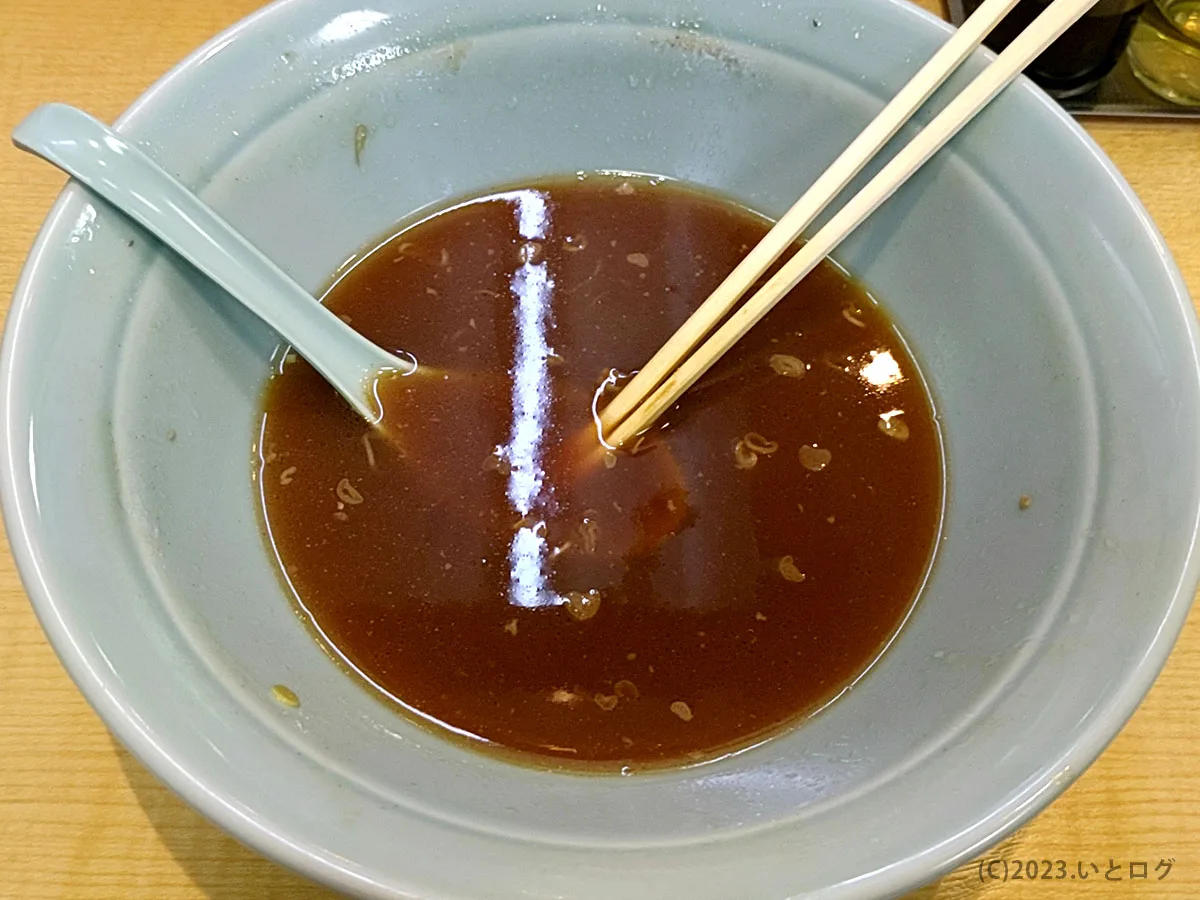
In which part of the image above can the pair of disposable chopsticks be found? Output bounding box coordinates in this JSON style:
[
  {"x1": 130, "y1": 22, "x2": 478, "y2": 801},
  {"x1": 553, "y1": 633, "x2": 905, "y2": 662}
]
[{"x1": 600, "y1": 0, "x2": 1098, "y2": 448}]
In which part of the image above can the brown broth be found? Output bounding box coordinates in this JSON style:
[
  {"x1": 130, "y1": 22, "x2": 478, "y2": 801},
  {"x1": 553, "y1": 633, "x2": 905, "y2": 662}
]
[{"x1": 257, "y1": 175, "x2": 943, "y2": 769}]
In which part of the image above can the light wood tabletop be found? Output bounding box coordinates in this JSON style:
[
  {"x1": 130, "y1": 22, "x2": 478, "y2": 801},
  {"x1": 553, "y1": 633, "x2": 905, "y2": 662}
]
[{"x1": 1, "y1": 1, "x2": 1197, "y2": 897}]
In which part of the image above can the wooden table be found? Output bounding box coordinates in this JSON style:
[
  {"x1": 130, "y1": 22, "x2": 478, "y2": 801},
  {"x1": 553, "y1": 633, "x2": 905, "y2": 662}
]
[{"x1": 1, "y1": 1, "x2": 1196, "y2": 897}]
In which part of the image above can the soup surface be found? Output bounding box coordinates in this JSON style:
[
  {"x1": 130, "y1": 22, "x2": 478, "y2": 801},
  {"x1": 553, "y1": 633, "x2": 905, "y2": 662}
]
[{"x1": 257, "y1": 175, "x2": 942, "y2": 768}]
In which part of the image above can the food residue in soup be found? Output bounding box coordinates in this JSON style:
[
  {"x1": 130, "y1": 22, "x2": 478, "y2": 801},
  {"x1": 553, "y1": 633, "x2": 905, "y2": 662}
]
[{"x1": 256, "y1": 174, "x2": 943, "y2": 768}]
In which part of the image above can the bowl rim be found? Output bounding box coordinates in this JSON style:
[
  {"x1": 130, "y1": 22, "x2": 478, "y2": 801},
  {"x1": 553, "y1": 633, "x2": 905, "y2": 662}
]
[{"x1": 4, "y1": 0, "x2": 1199, "y2": 897}]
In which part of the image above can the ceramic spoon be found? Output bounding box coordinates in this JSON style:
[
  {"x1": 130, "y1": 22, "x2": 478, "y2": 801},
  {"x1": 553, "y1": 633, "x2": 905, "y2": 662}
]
[{"x1": 12, "y1": 102, "x2": 413, "y2": 423}]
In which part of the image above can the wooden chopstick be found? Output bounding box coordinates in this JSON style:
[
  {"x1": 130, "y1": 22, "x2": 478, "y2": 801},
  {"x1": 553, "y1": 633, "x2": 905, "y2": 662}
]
[
  {"x1": 604, "y1": 0, "x2": 1100, "y2": 448},
  {"x1": 597, "y1": 0, "x2": 1025, "y2": 436}
]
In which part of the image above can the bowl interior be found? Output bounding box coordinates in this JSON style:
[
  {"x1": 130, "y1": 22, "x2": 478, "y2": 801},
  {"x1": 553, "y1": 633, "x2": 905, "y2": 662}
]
[{"x1": 6, "y1": 0, "x2": 1198, "y2": 897}]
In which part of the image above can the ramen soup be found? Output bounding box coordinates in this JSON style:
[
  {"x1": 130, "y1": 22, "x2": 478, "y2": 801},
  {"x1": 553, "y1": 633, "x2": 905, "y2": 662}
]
[{"x1": 257, "y1": 174, "x2": 943, "y2": 768}]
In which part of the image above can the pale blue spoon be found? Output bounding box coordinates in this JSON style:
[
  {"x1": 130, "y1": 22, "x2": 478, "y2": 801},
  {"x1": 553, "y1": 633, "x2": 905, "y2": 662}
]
[{"x1": 12, "y1": 102, "x2": 414, "y2": 423}]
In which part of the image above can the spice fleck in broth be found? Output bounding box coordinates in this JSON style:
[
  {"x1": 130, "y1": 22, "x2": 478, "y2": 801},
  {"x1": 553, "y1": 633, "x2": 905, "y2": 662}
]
[{"x1": 257, "y1": 175, "x2": 943, "y2": 768}]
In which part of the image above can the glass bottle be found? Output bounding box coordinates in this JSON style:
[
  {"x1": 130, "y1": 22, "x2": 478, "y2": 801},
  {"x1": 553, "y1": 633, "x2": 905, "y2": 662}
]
[
  {"x1": 960, "y1": 0, "x2": 1148, "y2": 97},
  {"x1": 1126, "y1": 0, "x2": 1200, "y2": 105}
]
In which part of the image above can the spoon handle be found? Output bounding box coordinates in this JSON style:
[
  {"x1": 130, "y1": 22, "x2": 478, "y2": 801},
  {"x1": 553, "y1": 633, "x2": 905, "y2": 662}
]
[{"x1": 12, "y1": 103, "x2": 412, "y2": 422}]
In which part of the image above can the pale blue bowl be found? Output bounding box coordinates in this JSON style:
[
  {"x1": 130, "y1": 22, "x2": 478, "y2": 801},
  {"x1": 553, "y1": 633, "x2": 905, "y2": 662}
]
[{"x1": 4, "y1": 0, "x2": 1199, "y2": 897}]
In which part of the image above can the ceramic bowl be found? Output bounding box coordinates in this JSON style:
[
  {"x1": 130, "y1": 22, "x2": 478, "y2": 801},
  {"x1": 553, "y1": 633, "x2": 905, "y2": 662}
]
[{"x1": 5, "y1": 0, "x2": 1199, "y2": 897}]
